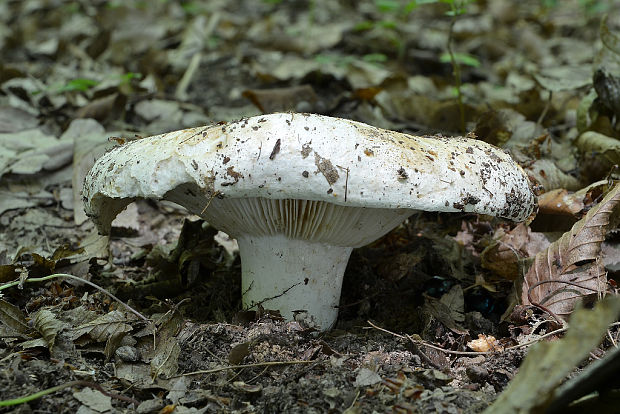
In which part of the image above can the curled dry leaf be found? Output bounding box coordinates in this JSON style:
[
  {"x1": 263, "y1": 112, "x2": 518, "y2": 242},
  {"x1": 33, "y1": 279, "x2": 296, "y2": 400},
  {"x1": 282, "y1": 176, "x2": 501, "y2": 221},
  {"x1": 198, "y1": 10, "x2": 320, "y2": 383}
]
[
  {"x1": 537, "y1": 189, "x2": 585, "y2": 217},
  {"x1": 32, "y1": 309, "x2": 65, "y2": 350},
  {"x1": 71, "y1": 310, "x2": 134, "y2": 343},
  {"x1": 525, "y1": 159, "x2": 582, "y2": 192},
  {"x1": 575, "y1": 131, "x2": 620, "y2": 170},
  {"x1": 481, "y1": 224, "x2": 550, "y2": 280},
  {"x1": 522, "y1": 183, "x2": 620, "y2": 317},
  {"x1": 467, "y1": 334, "x2": 503, "y2": 352}
]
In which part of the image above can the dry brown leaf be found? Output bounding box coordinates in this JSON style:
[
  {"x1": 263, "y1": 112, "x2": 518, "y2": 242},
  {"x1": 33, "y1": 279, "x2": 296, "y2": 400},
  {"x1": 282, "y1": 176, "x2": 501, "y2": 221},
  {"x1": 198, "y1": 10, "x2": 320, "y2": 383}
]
[
  {"x1": 481, "y1": 224, "x2": 550, "y2": 280},
  {"x1": 75, "y1": 92, "x2": 126, "y2": 122},
  {"x1": 522, "y1": 183, "x2": 620, "y2": 317},
  {"x1": 31, "y1": 309, "x2": 65, "y2": 350},
  {"x1": 525, "y1": 159, "x2": 582, "y2": 192},
  {"x1": 71, "y1": 309, "x2": 133, "y2": 343},
  {"x1": 537, "y1": 189, "x2": 585, "y2": 217},
  {"x1": 0, "y1": 299, "x2": 32, "y2": 336},
  {"x1": 377, "y1": 251, "x2": 424, "y2": 282}
]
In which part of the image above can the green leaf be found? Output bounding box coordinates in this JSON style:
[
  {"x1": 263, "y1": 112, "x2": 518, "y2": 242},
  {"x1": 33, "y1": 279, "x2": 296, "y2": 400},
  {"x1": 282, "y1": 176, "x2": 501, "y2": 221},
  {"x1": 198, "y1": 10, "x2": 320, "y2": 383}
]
[
  {"x1": 378, "y1": 19, "x2": 398, "y2": 29},
  {"x1": 362, "y1": 53, "x2": 388, "y2": 64},
  {"x1": 440, "y1": 52, "x2": 480, "y2": 67},
  {"x1": 56, "y1": 78, "x2": 99, "y2": 93},
  {"x1": 354, "y1": 21, "x2": 375, "y2": 31},
  {"x1": 375, "y1": 0, "x2": 401, "y2": 13}
]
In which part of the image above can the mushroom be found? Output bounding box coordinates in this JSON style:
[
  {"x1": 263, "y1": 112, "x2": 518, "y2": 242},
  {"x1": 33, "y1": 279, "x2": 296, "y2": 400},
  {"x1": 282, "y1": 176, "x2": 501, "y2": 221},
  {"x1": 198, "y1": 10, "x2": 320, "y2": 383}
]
[{"x1": 83, "y1": 113, "x2": 536, "y2": 330}]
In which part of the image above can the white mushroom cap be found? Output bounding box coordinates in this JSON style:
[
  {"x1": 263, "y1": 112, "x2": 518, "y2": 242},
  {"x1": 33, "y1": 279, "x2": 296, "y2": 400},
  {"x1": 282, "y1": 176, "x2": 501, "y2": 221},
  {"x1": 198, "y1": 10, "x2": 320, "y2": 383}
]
[{"x1": 83, "y1": 113, "x2": 535, "y2": 329}]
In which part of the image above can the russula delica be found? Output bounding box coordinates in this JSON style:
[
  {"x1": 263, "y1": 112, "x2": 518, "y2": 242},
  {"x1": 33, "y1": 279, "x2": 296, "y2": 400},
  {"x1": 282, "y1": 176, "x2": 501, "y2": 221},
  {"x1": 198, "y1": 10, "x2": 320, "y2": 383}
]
[{"x1": 83, "y1": 113, "x2": 535, "y2": 330}]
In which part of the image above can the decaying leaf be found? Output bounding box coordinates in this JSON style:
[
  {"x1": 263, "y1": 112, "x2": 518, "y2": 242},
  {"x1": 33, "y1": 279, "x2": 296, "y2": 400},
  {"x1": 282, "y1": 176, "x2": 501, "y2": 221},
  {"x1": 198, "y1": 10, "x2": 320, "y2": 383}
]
[
  {"x1": 575, "y1": 131, "x2": 620, "y2": 170},
  {"x1": 72, "y1": 309, "x2": 134, "y2": 343},
  {"x1": 485, "y1": 296, "x2": 620, "y2": 414},
  {"x1": 150, "y1": 337, "x2": 181, "y2": 379},
  {"x1": 377, "y1": 251, "x2": 424, "y2": 282},
  {"x1": 31, "y1": 308, "x2": 66, "y2": 350},
  {"x1": 0, "y1": 299, "x2": 32, "y2": 336},
  {"x1": 525, "y1": 159, "x2": 582, "y2": 192},
  {"x1": 537, "y1": 189, "x2": 586, "y2": 217},
  {"x1": 522, "y1": 183, "x2": 620, "y2": 316},
  {"x1": 73, "y1": 387, "x2": 113, "y2": 413},
  {"x1": 423, "y1": 285, "x2": 467, "y2": 334},
  {"x1": 482, "y1": 224, "x2": 550, "y2": 280},
  {"x1": 533, "y1": 65, "x2": 592, "y2": 92}
]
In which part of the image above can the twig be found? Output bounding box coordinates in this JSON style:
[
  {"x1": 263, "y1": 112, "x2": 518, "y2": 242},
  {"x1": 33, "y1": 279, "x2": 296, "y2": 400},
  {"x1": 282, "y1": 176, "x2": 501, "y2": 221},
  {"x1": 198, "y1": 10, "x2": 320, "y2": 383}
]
[
  {"x1": 345, "y1": 389, "x2": 360, "y2": 411},
  {"x1": 367, "y1": 320, "x2": 575, "y2": 356},
  {"x1": 200, "y1": 191, "x2": 221, "y2": 215},
  {"x1": 536, "y1": 90, "x2": 553, "y2": 126},
  {"x1": 176, "y1": 360, "x2": 319, "y2": 377},
  {"x1": 0, "y1": 273, "x2": 149, "y2": 322},
  {"x1": 0, "y1": 380, "x2": 139, "y2": 407}
]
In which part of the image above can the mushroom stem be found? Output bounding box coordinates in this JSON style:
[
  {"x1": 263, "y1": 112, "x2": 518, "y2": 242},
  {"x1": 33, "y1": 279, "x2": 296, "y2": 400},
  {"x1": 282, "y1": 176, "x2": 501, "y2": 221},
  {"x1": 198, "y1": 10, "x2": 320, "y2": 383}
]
[{"x1": 237, "y1": 234, "x2": 353, "y2": 330}]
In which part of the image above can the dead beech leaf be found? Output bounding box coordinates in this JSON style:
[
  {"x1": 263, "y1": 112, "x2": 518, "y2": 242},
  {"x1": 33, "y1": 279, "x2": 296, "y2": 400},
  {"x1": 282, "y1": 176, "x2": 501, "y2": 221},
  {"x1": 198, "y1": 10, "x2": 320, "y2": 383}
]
[
  {"x1": 423, "y1": 285, "x2": 467, "y2": 334},
  {"x1": 72, "y1": 310, "x2": 133, "y2": 343},
  {"x1": 526, "y1": 159, "x2": 582, "y2": 192},
  {"x1": 75, "y1": 93, "x2": 126, "y2": 122},
  {"x1": 0, "y1": 299, "x2": 32, "y2": 336},
  {"x1": 575, "y1": 131, "x2": 620, "y2": 169},
  {"x1": 377, "y1": 251, "x2": 424, "y2": 281},
  {"x1": 32, "y1": 309, "x2": 65, "y2": 350},
  {"x1": 150, "y1": 337, "x2": 180, "y2": 379},
  {"x1": 537, "y1": 189, "x2": 585, "y2": 217},
  {"x1": 482, "y1": 224, "x2": 550, "y2": 280},
  {"x1": 522, "y1": 183, "x2": 620, "y2": 317}
]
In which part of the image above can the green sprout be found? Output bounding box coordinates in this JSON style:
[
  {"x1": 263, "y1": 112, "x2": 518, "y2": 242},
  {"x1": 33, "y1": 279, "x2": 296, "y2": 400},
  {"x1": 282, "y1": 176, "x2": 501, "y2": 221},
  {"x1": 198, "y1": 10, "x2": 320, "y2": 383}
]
[
  {"x1": 440, "y1": 52, "x2": 480, "y2": 68},
  {"x1": 55, "y1": 78, "x2": 99, "y2": 93}
]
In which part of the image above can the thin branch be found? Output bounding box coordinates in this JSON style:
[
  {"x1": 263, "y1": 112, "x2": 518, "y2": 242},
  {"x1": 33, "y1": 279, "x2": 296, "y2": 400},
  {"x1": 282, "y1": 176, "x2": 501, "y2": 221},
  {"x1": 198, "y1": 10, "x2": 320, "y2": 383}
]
[
  {"x1": 176, "y1": 359, "x2": 319, "y2": 377},
  {"x1": 0, "y1": 273, "x2": 149, "y2": 322},
  {"x1": 367, "y1": 320, "x2": 574, "y2": 356},
  {"x1": 0, "y1": 380, "x2": 139, "y2": 407}
]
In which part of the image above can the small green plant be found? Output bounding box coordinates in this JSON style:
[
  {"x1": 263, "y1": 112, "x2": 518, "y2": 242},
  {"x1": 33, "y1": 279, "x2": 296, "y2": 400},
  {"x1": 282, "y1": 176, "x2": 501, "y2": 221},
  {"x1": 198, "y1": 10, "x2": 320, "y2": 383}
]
[
  {"x1": 55, "y1": 78, "x2": 99, "y2": 93},
  {"x1": 363, "y1": 53, "x2": 389, "y2": 65},
  {"x1": 117, "y1": 72, "x2": 141, "y2": 85},
  {"x1": 353, "y1": 0, "x2": 476, "y2": 132},
  {"x1": 439, "y1": 0, "x2": 475, "y2": 133},
  {"x1": 353, "y1": 0, "x2": 422, "y2": 60},
  {"x1": 440, "y1": 52, "x2": 480, "y2": 68}
]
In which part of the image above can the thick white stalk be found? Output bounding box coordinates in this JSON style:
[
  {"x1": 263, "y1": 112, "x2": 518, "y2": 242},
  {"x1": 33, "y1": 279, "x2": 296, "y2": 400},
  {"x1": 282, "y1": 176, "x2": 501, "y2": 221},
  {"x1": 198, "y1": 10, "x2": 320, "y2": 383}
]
[{"x1": 237, "y1": 234, "x2": 353, "y2": 330}]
